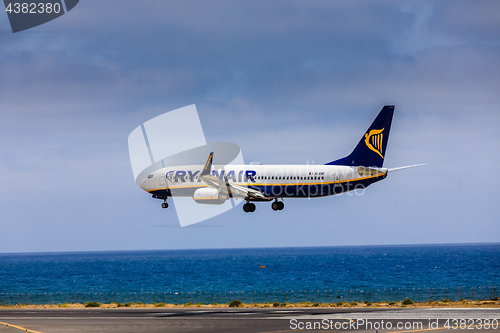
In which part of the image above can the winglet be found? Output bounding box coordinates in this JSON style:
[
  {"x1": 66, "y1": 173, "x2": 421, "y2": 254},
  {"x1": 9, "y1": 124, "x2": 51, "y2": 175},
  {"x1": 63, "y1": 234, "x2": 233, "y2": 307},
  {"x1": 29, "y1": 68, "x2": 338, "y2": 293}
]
[{"x1": 200, "y1": 152, "x2": 214, "y2": 176}]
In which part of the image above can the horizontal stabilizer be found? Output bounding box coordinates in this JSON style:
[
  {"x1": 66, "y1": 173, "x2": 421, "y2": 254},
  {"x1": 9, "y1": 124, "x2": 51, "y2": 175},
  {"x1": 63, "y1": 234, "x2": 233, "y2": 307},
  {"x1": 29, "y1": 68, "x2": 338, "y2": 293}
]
[{"x1": 388, "y1": 163, "x2": 428, "y2": 172}]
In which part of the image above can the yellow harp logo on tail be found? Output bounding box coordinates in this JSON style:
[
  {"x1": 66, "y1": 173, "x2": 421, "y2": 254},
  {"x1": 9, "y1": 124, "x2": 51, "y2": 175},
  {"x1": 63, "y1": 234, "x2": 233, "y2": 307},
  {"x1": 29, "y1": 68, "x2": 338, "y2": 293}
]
[{"x1": 364, "y1": 128, "x2": 384, "y2": 158}]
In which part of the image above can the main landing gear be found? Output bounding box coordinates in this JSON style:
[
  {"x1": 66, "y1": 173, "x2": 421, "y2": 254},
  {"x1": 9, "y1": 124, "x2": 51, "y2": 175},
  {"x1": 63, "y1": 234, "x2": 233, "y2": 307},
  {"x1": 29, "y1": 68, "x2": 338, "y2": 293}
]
[
  {"x1": 243, "y1": 199, "x2": 285, "y2": 212},
  {"x1": 271, "y1": 199, "x2": 284, "y2": 211},
  {"x1": 161, "y1": 199, "x2": 169, "y2": 209},
  {"x1": 243, "y1": 202, "x2": 256, "y2": 213}
]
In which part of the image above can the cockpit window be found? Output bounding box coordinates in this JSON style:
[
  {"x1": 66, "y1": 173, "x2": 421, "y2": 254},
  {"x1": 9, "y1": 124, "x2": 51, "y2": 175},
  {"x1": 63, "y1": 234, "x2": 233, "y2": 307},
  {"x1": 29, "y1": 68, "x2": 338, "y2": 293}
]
[{"x1": 147, "y1": 174, "x2": 154, "y2": 179}]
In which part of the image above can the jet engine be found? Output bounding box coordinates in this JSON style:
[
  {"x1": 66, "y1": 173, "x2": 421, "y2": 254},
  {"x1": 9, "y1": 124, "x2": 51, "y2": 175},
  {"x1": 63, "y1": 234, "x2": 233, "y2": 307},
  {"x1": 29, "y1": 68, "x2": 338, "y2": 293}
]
[{"x1": 193, "y1": 188, "x2": 229, "y2": 205}]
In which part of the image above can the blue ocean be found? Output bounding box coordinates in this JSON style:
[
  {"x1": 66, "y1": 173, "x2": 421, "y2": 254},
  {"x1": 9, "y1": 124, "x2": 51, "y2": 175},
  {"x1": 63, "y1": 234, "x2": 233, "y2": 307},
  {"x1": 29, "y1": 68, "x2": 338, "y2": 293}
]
[{"x1": 0, "y1": 244, "x2": 499, "y2": 304}]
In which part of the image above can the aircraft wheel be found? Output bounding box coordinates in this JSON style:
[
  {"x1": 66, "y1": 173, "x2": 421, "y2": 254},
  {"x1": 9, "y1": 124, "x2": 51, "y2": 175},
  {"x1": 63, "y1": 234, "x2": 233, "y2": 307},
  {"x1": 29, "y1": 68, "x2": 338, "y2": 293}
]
[
  {"x1": 277, "y1": 201, "x2": 284, "y2": 210},
  {"x1": 249, "y1": 203, "x2": 256, "y2": 212},
  {"x1": 243, "y1": 203, "x2": 250, "y2": 213},
  {"x1": 161, "y1": 202, "x2": 169, "y2": 209},
  {"x1": 271, "y1": 202, "x2": 279, "y2": 211}
]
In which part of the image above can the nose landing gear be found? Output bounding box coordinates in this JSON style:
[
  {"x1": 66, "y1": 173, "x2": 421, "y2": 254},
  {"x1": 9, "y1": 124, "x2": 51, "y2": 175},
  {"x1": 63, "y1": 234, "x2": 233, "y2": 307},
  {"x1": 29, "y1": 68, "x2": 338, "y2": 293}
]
[
  {"x1": 161, "y1": 199, "x2": 169, "y2": 209},
  {"x1": 271, "y1": 199, "x2": 284, "y2": 211}
]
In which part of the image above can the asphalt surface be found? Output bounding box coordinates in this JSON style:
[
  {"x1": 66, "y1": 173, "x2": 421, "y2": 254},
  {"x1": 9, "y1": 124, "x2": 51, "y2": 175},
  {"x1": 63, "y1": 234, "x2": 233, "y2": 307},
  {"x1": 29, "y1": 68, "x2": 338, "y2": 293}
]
[{"x1": 0, "y1": 308, "x2": 499, "y2": 333}]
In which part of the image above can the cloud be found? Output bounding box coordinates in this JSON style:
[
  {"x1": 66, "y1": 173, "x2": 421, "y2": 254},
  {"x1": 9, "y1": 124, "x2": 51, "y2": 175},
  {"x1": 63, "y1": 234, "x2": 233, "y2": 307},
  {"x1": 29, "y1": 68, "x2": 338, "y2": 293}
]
[{"x1": 429, "y1": 1, "x2": 500, "y2": 42}]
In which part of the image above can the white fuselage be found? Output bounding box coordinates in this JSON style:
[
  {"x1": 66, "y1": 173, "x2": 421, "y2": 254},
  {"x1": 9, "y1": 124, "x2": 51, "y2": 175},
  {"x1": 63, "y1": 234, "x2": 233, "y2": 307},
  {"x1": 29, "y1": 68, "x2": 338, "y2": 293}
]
[{"x1": 140, "y1": 164, "x2": 387, "y2": 200}]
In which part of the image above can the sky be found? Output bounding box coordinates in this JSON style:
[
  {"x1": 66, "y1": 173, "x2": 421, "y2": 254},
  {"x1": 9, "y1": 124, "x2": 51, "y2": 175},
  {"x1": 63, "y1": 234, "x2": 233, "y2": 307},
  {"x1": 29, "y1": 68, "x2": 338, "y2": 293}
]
[{"x1": 0, "y1": 1, "x2": 499, "y2": 253}]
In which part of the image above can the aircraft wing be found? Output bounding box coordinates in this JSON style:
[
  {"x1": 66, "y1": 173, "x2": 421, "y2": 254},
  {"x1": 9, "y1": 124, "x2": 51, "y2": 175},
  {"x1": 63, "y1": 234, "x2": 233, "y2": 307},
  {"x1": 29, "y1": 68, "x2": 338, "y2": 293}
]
[
  {"x1": 199, "y1": 152, "x2": 266, "y2": 199},
  {"x1": 225, "y1": 182, "x2": 266, "y2": 199}
]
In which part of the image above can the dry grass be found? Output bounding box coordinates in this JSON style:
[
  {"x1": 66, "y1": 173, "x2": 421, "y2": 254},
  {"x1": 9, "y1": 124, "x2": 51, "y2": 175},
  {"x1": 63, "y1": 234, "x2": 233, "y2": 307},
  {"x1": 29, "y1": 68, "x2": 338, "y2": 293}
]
[{"x1": 1, "y1": 299, "x2": 499, "y2": 309}]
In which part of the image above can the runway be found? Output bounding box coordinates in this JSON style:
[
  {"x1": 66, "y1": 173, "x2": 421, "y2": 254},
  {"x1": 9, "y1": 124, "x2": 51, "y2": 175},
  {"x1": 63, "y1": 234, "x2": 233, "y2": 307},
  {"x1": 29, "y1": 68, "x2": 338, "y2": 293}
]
[{"x1": 0, "y1": 308, "x2": 498, "y2": 333}]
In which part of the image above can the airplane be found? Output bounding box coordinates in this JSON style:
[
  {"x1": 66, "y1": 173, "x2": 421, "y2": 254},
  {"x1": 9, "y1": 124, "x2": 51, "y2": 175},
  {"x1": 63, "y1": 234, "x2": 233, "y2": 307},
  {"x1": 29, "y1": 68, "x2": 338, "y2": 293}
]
[{"x1": 138, "y1": 105, "x2": 425, "y2": 212}]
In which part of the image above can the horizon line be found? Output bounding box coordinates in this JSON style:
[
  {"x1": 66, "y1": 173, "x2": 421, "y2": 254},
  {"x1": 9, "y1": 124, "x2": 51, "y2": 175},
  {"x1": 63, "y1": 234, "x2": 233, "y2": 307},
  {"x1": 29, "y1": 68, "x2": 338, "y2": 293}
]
[{"x1": 1, "y1": 241, "x2": 499, "y2": 256}]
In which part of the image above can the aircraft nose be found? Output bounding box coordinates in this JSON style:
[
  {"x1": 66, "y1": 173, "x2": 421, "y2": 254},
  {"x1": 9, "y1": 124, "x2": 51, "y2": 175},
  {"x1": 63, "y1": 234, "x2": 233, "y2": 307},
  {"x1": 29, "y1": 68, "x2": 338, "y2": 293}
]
[{"x1": 139, "y1": 178, "x2": 148, "y2": 191}]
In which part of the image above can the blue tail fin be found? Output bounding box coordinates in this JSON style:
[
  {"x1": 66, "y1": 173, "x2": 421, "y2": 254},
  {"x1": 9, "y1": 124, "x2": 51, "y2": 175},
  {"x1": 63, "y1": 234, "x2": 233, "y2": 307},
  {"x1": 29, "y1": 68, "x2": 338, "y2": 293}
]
[{"x1": 326, "y1": 105, "x2": 394, "y2": 168}]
